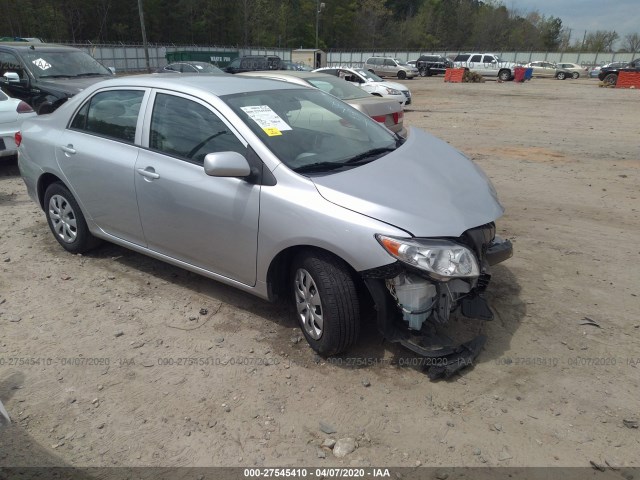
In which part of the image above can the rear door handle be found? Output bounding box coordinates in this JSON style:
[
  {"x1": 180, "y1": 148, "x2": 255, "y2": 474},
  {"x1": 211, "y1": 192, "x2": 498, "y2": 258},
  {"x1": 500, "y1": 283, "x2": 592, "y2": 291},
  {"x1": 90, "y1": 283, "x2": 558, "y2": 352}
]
[
  {"x1": 137, "y1": 167, "x2": 160, "y2": 180},
  {"x1": 60, "y1": 144, "x2": 76, "y2": 155}
]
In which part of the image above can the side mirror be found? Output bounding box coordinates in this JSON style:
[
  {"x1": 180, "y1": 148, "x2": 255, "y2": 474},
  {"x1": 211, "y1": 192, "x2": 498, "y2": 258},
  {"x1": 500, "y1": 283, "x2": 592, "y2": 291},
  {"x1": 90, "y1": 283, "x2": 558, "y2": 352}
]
[
  {"x1": 3, "y1": 72, "x2": 21, "y2": 83},
  {"x1": 108, "y1": 67, "x2": 116, "y2": 75},
  {"x1": 203, "y1": 151, "x2": 251, "y2": 177}
]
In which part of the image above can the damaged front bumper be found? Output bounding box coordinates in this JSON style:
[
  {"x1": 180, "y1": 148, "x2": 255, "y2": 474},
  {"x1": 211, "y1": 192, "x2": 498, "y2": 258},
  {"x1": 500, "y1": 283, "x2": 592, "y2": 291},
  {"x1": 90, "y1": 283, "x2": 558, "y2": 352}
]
[{"x1": 361, "y1": 223, "x2": 512, "y2": 379}]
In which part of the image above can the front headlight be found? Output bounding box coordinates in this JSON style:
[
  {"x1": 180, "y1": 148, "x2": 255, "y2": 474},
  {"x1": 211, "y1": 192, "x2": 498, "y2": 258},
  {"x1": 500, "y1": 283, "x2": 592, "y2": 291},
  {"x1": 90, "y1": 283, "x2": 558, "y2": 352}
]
[
  {"x1": 376, "y1": 235, "x2": 479, "y2": 280},
  {"x1": 385, "y1": 87, "x2": 401, "y2": 95}
]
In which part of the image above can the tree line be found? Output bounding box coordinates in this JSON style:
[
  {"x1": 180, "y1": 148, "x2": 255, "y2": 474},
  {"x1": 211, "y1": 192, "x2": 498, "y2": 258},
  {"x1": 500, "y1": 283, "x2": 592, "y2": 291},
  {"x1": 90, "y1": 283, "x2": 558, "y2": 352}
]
[{"x1": 2, "y1": 0, "x2": 638, "y2": 53}]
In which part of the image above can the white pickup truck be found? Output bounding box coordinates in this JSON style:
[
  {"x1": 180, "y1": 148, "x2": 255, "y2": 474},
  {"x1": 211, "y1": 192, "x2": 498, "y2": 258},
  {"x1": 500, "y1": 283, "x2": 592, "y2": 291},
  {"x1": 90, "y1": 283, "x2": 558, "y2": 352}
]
[{"x1": 453, "y1": 53, "x2": 518, "y2": 81}]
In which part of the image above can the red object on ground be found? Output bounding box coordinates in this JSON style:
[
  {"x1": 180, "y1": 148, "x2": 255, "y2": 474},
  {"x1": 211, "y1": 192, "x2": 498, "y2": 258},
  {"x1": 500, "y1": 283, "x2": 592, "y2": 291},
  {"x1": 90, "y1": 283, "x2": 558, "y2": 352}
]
[
  {"x1": 514, "y1": 67, "x2": 526, "y2": 82},
  {"x1": 616, "y1": 71, "x2": 640, "y2": 89},
  {"x1": 444, "y1": 68, "x2": 465, "y2": 83}
]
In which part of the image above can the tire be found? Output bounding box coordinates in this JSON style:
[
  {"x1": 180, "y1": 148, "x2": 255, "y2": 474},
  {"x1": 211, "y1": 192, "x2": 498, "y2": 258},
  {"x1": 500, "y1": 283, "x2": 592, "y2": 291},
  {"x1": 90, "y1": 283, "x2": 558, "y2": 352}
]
[
  {"x1": 603, "y1": 73, "x2": 617, "y2": 86},
  {"x1": 397, "y1": 70, "x2": 407, "y2": 80},
  {"x1": 556, "y1": 71, "x2": 566, "y2": 80},
  {"x1": 419, "y1": 68, "x2": 427, "y2": 77},
  {"x1": 572, "y1": 72, "x2": 579, "y2": 79},
  {"x1": 44, "y1": 182, "x2": 100, "y2": 254},
  {"x1": 498, "y1": 69, "x2": 511, "y2": 81},
  {"x1": 291, "y1": 250, "x2": 360, "y2": 356},
  {"x1": 368, "y1": 69, "x2": 376, "y2": 75}
]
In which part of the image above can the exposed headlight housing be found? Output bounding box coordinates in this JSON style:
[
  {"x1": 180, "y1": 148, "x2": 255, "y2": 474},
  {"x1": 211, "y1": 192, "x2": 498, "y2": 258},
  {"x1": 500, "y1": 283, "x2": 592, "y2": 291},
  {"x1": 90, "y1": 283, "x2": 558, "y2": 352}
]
[
  {"x1": 385, "y1": 87, "x2": 402, "y2": 95},
  {"x1": 376, "y1": 235, "x2": 479, "y2": 281}
]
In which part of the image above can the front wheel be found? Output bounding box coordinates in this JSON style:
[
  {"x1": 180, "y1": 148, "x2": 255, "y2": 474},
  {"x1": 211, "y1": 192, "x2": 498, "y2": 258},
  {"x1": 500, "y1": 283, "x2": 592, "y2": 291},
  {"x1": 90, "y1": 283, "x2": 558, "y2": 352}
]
[
  {"x1": 44, "y1": 182, "x2": 100, "y2": 253},
  {"x1": 556, "y1": 71, "x2": 567, "y2": 80},
  {"x1": 397, "y1": 70, "x2": 407, "y2": 80},
  {"x1": 498, "y1": 69, "x2": 511, "y2": 81},
  {"x1": 572, "y1": 72, "x2": 580, "y2": 79},
  {"x1": 603, "y1": 73, "x2": 617, "y2": 86},
  {"x1": 419, "y1": 68, "x2": 427, "y2": 77},
  {"x1": 291, "y1": 251, "x2": 360, "y2": 356}
]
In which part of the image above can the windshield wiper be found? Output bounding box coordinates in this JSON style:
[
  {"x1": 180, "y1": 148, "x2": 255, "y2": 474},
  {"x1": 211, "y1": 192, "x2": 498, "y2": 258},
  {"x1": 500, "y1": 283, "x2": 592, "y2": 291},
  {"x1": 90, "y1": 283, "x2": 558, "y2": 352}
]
[
  {"x1": 74, "y1": 72, "x2": 110, "y2": 77},
  {"x1": 342, "y1": 146, "x2": 396, "y2": 165},
  {"x1": 39, "y1": 74, "x2": 73, "y2": 78},
  {"x1": 294, "y1": 161, "x2": 348, "y2": 173}
]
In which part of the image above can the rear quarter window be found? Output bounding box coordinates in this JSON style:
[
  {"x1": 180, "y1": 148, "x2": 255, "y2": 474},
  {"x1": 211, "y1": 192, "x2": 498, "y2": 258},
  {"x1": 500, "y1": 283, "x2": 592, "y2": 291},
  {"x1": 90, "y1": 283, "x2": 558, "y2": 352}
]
[{"x1": 70, "y1": 90, "x2": 144, "y2": 143}]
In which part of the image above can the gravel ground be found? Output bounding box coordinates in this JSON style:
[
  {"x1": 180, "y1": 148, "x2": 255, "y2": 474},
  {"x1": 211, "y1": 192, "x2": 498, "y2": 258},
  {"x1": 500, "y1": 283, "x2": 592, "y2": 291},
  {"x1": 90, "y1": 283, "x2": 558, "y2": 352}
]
[{"x1": 0, "y1": 75, "x2": 638, "y2": 471}]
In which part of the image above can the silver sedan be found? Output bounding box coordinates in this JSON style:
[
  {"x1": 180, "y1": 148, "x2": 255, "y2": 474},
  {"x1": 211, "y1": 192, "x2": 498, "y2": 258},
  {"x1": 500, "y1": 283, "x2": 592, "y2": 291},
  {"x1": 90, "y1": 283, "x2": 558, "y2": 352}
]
[{"x1": 17, "y1": 75, "x2": 511, "y2": 372}]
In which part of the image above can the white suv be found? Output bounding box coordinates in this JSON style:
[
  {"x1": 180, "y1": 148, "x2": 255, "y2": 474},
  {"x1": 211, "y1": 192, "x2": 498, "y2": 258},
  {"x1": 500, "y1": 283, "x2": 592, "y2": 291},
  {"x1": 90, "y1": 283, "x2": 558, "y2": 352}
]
[
  {"x1": 453, "y1": 53, "x2": 517, "y2": 81},
  {"x1": 313, "y1": 67, "x2": 412, "y2": 105}
]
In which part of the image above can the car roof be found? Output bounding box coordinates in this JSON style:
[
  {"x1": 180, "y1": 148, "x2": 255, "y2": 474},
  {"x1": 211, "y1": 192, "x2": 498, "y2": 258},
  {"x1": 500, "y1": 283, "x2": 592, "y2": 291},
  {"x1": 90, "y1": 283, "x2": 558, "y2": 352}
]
[
  {"x1": 85, "y1": 73, "x2": 306, "y2": 97},
  {"x1": 240, "y1": 71, "x2": 331, "y2": 81}
]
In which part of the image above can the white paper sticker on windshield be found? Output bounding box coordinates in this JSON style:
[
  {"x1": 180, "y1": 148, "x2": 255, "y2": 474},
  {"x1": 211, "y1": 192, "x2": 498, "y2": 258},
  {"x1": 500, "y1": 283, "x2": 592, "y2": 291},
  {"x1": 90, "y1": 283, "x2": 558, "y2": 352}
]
[
  {"x1": 240, "y1": 105, "x2": 292, "y2": 134},
  {"x1": 32, "y1": 58, "x2": 52, "y2": 70}
]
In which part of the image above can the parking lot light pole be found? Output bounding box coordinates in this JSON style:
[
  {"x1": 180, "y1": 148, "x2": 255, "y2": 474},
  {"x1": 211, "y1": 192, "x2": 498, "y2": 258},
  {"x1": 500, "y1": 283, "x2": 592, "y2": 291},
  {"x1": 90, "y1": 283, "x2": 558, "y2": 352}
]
[{"x1": 315, "y1": 1, "x2": 325, "y2": 49}]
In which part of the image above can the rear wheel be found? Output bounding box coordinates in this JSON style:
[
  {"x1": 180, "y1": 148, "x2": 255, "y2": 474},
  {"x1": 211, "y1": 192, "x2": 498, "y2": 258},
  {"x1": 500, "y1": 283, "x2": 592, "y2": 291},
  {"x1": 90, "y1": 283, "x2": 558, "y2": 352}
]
[
  {"x1": 44, "y1": 182, "x2": 100, "y2": 253},
  {"x1": 291, "y1": 250, "x2": 360, "y2": 356},
  {"x1": 603, "y1": 73, "x2": 617, "y2": 86},
  {"x1": 397, "y1": 70, "x2": 407, "y2": 80}
]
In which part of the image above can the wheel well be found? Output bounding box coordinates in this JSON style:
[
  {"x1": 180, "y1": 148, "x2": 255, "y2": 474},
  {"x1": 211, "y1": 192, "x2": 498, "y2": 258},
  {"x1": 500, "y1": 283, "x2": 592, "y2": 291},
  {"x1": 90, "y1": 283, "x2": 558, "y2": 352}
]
[
  {"x1": 266, "y1": 245, "x2": 362, "y2": 303},
  {"x1": 37, "y1": 173, "x2": 64, "y2": 209},
  {"x1": 499, "y1": 68, "x2": 510, "y2": 76}
]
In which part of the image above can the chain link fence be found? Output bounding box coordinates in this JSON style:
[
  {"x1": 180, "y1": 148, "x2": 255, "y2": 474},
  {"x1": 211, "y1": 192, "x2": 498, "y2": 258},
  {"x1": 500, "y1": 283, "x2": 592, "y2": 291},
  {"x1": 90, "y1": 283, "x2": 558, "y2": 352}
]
[{"x1": 59, "y1": 42, "x2": 638, "y2": 72}]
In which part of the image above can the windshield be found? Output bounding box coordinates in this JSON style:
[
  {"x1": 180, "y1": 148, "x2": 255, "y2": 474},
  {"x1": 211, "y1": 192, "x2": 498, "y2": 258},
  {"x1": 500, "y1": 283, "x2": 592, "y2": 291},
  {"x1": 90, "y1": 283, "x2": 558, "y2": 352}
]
[
  {"x1": 21, "y1": 50, "x2": 111, "y2": 79},
  {"x1": 394, "y1": 58, "x2": 411, "y2": 67},
  {"x1": 306, "y1": 76, "x2": 369, "y2": 100},
  {"x1": 191, "y1": 62, "x2": 223, "y2": 73},
  {"x1": 224, "y1": 88, "x2": 399, "y2": 174},
  {"x1": 353, "y1": 68, "x2": 383, "y2": 82}
]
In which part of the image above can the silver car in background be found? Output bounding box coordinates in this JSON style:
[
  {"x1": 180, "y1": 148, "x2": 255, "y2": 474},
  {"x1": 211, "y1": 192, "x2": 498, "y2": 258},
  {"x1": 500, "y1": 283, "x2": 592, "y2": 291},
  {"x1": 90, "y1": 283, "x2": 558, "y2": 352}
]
[
  {"x1": 17, "y1": 75, "x2": 511, "y2": 377},
  {"x1": 238, "y1": 70, "x2": 406, "y2": 137}
]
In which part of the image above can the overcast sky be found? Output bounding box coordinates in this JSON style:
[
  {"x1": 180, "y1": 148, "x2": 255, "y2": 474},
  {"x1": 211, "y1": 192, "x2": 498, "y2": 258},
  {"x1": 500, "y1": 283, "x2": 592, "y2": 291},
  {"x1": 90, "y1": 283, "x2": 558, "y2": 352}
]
[{"x1": 506, "y1": 0, "x2": 637, "y2": 44}]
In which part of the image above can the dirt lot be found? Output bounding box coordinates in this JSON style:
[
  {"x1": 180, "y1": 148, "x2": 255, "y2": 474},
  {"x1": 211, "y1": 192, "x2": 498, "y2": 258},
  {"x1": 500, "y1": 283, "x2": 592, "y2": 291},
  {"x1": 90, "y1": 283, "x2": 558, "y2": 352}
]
[{"x1": 0, "y1": 76, "x2": 639, "y2": 472}]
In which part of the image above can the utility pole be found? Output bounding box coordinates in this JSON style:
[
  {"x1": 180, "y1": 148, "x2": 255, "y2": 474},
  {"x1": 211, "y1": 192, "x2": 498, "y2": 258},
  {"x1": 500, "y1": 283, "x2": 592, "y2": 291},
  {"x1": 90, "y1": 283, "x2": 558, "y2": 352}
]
[
  {"x1": 137, "y1": 0, "x2": 151, "y2": 73},
  {"x1": 315, "y1": 0, "x2": 325, "y2": 49}
]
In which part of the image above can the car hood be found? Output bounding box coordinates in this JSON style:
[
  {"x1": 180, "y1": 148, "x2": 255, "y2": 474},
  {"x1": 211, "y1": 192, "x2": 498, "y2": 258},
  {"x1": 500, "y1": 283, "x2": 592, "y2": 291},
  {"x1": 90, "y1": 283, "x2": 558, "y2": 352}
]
[
  {"x1": 370, "y1": 79, "x2": 407, "y2": 91},
  {"x1": 36, "y1": 76, "x2": 112, "y2": 95},
  {"x1": 311, "y1": 127, "x2": 504, "y2": 238}
]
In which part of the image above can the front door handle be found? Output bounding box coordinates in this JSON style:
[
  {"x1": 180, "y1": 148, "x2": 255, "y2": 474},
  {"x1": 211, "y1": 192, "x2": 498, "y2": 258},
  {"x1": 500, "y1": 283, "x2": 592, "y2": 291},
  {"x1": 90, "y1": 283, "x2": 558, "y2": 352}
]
[
  {"x1": 137, "y1": 167, "x2": 160, "y2": 180},
  {"x1": 60, "y1": 144, "x2": 76, "y2": 155}
]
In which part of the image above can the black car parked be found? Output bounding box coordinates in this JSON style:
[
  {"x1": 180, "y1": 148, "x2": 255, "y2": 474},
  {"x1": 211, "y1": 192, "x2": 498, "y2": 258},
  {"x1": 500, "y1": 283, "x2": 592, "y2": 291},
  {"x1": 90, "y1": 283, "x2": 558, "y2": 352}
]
[
  {"x1": 415, "y1": 55, "x2": 453, "y2": 76},
  {"x1": 0, "y1": 42, "x2": 113, "y2": 114},
  {"x1": 598, "y1": 58, "x2": 639, "y2": 86}
]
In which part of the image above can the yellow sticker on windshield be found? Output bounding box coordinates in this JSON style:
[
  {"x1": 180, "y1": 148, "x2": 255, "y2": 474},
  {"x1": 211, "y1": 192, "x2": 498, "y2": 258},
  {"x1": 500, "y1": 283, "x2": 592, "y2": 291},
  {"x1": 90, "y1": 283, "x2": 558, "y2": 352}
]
[{"x1": 263, "y1": 127, "x2": 282, "y2": 136}]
